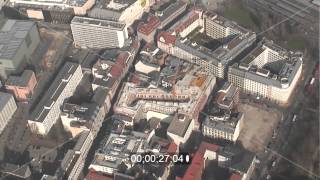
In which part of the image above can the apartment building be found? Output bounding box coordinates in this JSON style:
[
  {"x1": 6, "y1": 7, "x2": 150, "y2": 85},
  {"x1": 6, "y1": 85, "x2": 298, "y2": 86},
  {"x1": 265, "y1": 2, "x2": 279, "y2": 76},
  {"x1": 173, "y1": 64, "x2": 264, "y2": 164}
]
[
  {"x1": 71, "y1": 16, "x2": 128, "y2": 49},
  {"x1": 228, "y1": 40, "x2": 303, "y2": 103},
  {"x1": 0, "y1": 92, "x2": 17, "y2": 134},
  {"x1": 28, "y1": 62, "x2": 83, "y2": 135}
]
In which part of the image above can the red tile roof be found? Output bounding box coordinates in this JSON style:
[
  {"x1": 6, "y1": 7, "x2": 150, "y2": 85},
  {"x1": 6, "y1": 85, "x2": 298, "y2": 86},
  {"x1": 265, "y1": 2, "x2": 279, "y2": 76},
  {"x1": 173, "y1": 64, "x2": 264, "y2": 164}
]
[
  {"x1": 174, "y1": 11, "x2": 199, "y2": 33},
  {"x1": 179, "y1": 142, "x2": 220, "y2": 180},
  {"x1": 157, "y1": 31, "x2": 176, "y2": 45},
  {"x1": 138, "y1": 15, "x2": 160, "y2": 35}
]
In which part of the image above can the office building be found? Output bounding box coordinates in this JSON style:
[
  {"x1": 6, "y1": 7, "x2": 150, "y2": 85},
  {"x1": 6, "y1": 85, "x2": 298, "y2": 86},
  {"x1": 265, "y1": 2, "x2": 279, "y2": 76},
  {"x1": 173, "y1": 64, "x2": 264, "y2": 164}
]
[
  {"x1": 5, "y1": 70, "x2": 37, "y2": 102},
  {"x1": 0, "y1": 92, "x2": 17, "y2": 134},
  {"x1": 228, "y1": 40, "x2": 303, "y2": 103},
  {"x1": 202, "y1": 112, "x2": 244, "y2": 142},
  {"x1": 71, "y1": 16, "x2": 128, "y2": 49},
  {"x1": 157, "y1": 11, "x2": 256, "y2": 78},
  {"x1": 0, "y1": 19, "x2": 40, "y2": 79},
  {"x1": 28, "y1": 62, "x2": 83, "y2": 135}
]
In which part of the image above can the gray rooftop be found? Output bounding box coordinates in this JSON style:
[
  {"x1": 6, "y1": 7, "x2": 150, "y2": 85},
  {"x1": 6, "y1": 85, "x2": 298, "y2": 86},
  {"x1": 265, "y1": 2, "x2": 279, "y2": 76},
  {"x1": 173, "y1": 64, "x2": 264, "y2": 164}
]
[
  {"x1": 93, "y1": 132, "x2": 147, "y2": 170},
  {"x1": 203, "y1": 113, "x2": 243, "y2": 134},
  {"x1": 30, "y1": 62, "x2": 80, "y2": 122},
  {"x1": 6, "y1": 70, "x2": 34, "y2": 87},
  {"x1": 0, "y1": 92, "x2": 14, "y2": 111},
  {"x1": 71, "y1": 16, "x2": 125, "y2": 30},
  {"x1": 167, "y1": 114, "x2": 192, "y2": 137},
  {"x1": 157, "y1": 1, "x2": 187, "y2": 22},
  {"x1": 0, "y1": 19, "x2": 35, "y2": 59}
]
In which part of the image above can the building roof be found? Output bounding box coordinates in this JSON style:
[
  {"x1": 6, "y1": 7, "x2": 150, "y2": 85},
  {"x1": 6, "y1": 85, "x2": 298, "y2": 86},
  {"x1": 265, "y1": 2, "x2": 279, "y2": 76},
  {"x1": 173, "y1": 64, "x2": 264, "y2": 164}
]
[
  {"x1": 0, "y1": 92, "x2": 13, "y2": 111},
  {"x1": 203, "y1": 113, "x2": 243, "y2": 134},
  {"x1": 71, "y1": 16, "x2": 125, "y2": 30},
  {"x1": 30, "y1": 62, "x2": 80, "y2": 122},
  {"x1": 167, "y1": 114, "x2": 192, "y2": 137},
  {"x1": 156, "y1": 1, "x2": 187, "y2": 22},
  {"x1": 181, "y1": 142, "x2": 220, "y2": 180},
  {"x1": 91, "y1": 132, "x2": 147, "y2": 173},
  {"x1": 5, "y1": 70, "x2": 35, "y2": 87},
  {"x1": 137, "y1": 15, "x2": 160, "y2": 35},
  {"x1": 0, "y1": 19, "x2": 35, "y2": 59}
]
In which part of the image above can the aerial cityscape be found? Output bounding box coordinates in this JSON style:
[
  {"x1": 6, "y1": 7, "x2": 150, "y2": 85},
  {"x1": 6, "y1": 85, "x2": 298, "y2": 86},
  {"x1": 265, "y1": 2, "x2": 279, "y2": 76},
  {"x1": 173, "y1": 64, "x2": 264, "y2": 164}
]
[{"x1": 0, "y1": 0, "x2": 319, "y2": 180}]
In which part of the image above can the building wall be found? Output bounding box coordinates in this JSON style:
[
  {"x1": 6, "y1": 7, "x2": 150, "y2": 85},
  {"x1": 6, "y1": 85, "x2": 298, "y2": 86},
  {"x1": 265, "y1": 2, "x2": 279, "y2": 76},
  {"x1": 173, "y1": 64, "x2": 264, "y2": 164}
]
[{"x1": 0, "y1": 93, "x2": 17, "y2": 134}]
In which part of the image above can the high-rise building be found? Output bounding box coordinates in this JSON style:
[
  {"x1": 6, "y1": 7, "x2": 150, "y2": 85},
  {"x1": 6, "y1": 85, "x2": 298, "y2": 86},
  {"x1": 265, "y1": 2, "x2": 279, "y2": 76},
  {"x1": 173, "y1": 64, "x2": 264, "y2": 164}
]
[
  {"x1": 71, "y1": 16, "x2": 128, "y2": 49},
  {"x1": 0, "y1": 19, "x2": 40, "y2": 79},
  {"x1": 28, "y1": 62, "x2": 83, "y2": 135},
  {"x1": 0, "y1": 92, "x2": 17, "y2": 134}
]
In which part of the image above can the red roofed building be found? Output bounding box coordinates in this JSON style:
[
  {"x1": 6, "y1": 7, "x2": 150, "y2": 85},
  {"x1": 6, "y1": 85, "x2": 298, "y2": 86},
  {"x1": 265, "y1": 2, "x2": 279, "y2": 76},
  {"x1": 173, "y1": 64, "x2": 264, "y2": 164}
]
[
  {"x1": 229, "y1": 173, "x2": 242, "y2": 180},
  {"x1": 177, "y1": 142, "x2": 220, "y2": 180},
  {"x1": 137, "y1": 15, "x2": 160, "y2": 43},
  {"x1": 157, "y1": 31, "x2": 177, "y2": 54},
  {"x1": 170, "y1": 10, "x2": 200, "y2": 38}
]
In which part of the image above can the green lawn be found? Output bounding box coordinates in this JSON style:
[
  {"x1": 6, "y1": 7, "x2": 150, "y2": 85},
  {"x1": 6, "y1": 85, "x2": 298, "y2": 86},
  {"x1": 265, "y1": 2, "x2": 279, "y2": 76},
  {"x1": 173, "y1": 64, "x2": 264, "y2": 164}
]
[
  {"x1": 222, "y1": 6, "x2": 258, "y2": 29},
  {"x1": 287, "y1": 36, "x2": 306, "y2": 50}
]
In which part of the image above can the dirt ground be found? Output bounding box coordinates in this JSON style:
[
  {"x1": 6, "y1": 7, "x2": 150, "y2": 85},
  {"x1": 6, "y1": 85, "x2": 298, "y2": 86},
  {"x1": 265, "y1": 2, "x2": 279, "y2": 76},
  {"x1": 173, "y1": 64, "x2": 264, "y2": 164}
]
[{"x1": 238, "y1": 103, "x2": 281, "y2": 152}]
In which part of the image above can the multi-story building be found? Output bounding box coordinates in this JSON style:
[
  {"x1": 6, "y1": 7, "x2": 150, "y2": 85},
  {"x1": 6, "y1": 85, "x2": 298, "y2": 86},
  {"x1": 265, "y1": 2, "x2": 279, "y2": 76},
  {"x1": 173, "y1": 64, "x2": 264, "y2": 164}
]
[
  {"x1": 228, "y1": 40, "x2": 303, "y2": 103},
  {"x1": 114, "y1": 69, "x2": 216, "y2": 127},
  {"x1": 202, "y1": 112, "x2": 244, "y2": 142},
  {"x1": 155, "y1": 0, "x2": 187, "y2": 29},
  {"x1": 0, "y1": 19, "x2": 40, "y2": 79},
  {"x1": 5, "y1": 70, "x2": 37, "y2": 102},
  {"x1": 137, "y1": 15, "x2": 160, "y2": 43},
  {"x1": 157, "y1": 11, "x2": 256, "y2": 78},
  {"x1": 0, "y1": 92, "x2": 17, "y2": 134},
  {"x1": 71, "y1": 16, "x2": 128, "y2": 49},
  {"x1": 28, "y1": 62, "x2": 83, "y2": 135},
  {"x1": 215, "y1": 82, "x2": 239, "y2": 110},
  {"x1": 88, "y1": 0, "x2": 154, "y2": 26},
  {"x1": 88, "y1": 132, "x2": 147, "y2": 177},
  {"x1": 9, "y1": 0, "x2": 95, "y2": 19},
  {"x1": 167, "y1": 114, "x2": 194, "y2": 146},
  {"x1": 177, "y1": 142, "x2": 256, "y2": 180}
]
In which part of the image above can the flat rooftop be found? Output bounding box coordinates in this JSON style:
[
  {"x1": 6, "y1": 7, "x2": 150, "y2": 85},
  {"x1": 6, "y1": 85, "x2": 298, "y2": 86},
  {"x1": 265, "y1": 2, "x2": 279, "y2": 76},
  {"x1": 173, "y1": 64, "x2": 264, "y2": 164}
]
[
  {"x1": 30, "y1": 62, "x2": 80, "y2": 122},
  {"x1": 0, "y1": 19, "x2": 35, "y2": 59},
  {"x1": 92, "y1": 132, "x2": 147, "y2": 170},
  {"x1": 167, "y1": 114, "x2": 192, "y2": 137},
  {"x1": 71, "y1": 16, "x2": 125, "y2": 30}
]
